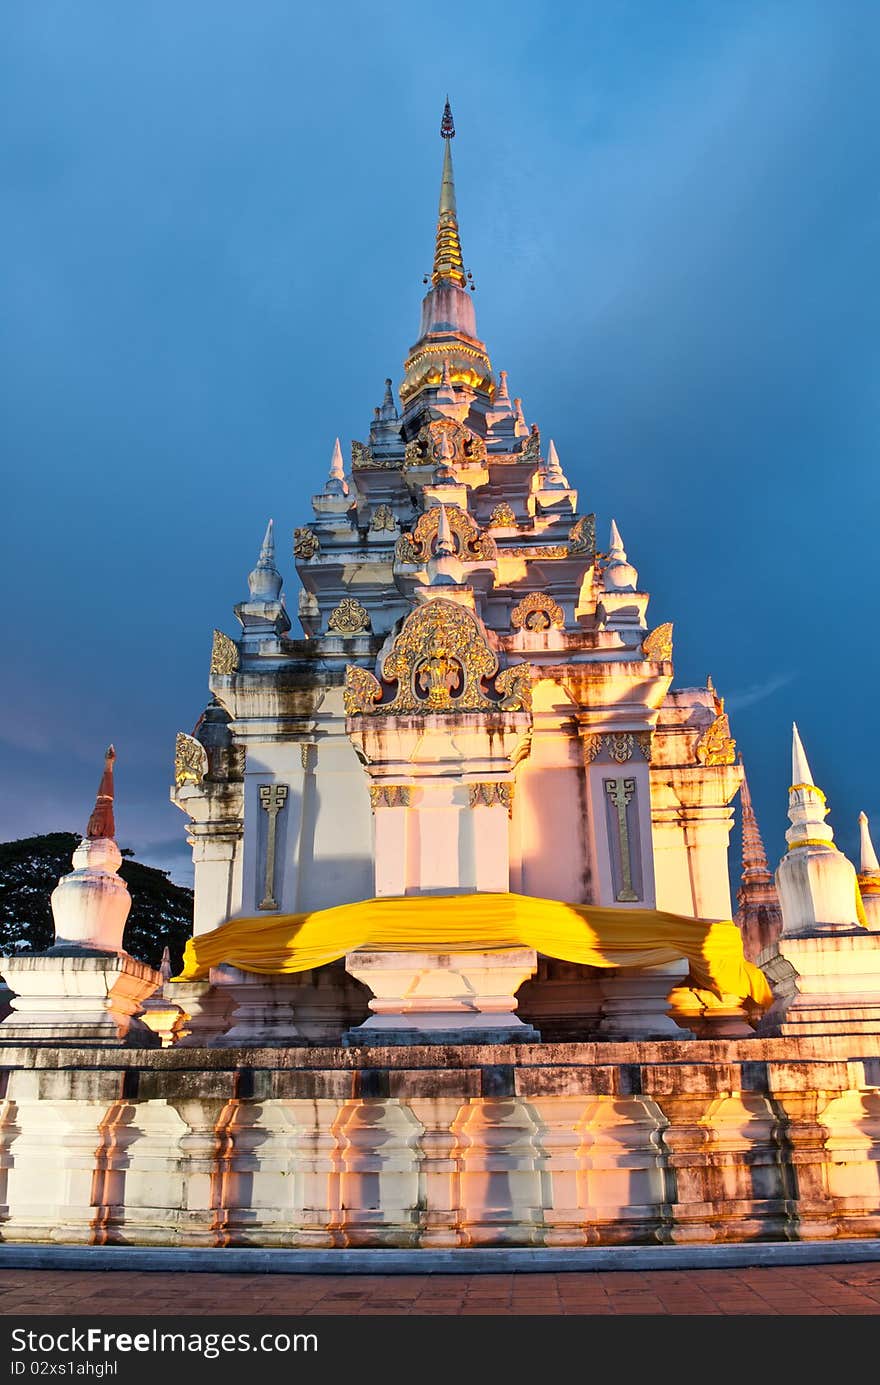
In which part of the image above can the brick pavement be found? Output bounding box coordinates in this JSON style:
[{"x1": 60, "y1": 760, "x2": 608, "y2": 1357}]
[{"x1": 0, "y1": 1264, "x2": 879, "y2": 1315}]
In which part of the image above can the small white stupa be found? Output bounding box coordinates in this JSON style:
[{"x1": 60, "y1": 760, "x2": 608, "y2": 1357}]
[{"x1": 0, "y1": 748, "x2": 161, "y2": 1046}]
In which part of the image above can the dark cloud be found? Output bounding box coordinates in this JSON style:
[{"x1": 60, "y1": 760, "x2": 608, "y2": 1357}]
[{"x1": 2, "y1": 1, "x2": 878, "y2": 885}]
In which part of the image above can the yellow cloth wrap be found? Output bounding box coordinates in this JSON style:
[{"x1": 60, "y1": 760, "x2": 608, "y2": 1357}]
[{"x1": 173, "y1": 893, "x2": 773, "y2": 1010}]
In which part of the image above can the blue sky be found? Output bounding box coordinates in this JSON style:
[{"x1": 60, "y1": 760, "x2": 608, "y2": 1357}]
[{"x1": 2, "y1": 1, "x2": 879, "y2": 889}]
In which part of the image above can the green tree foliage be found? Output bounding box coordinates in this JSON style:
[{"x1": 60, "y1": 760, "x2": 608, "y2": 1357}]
[{"x1": 0, "y1": 833, "x2": 193, "y2": 970}]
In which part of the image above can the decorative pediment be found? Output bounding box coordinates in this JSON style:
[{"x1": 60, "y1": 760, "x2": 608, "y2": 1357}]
[
  {"x1": 568, "y1": 514, "x2": 596, "y2": 557},
  {"x1": 696, "y1": 712, "x2": 736, "y2": 766},
  {"x1": 488, "y1": 502, "x2": 517, "y2": 528},
  {"x1": 210, "y1": 629, "x2": 239, "y2": 676},
  {"x1": 344, "y1": 599, "x2": 531, "y2": 716},
  {"x1": 174, "y1": 733, "x2": 209, "y2": 787},
  {"x1": 395, "y1": 505, "x2": 497, "y2": 565},
  {"x1": 327, "y1": 598, "x2": 371, "y2": 635},
  {"x1": 642, "y1": 622, "x2": 674, "y2": 662},
  {"x1": 403, "y1": 418, "x2": 487, "y2": 470},
  {"x1": 510, "y1": 592, "x2": 564, "y2": 632}
]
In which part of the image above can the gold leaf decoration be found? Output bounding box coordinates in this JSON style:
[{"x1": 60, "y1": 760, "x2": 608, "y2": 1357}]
[
  {"x1": 394, "y1": 505, "x2": 496, "y2": 566},
  {"x1": 369, "y1": 785, "x2": 412, "y2": 810},
  {"x1": 696, "y1": 713, "x2": 737, "y2": 767},
  {"x1": 293, "y1": 527, "x2": 320, "y2": 559},
  {"x1": 174, "y1": 733, "x2": 208, "y2": 788},
  {"x1": 344, "y1": 598, "x2": 531, "y2": 716},
  {"x1": 370, "y1": 505, "x2": 397, "y2": 532},
  {"x1": 510, "y1": 592, "x2": 565, "y2": 632},
  {"x1": 642, "y1": 622, "x2": 674, "y2": 662},
  {"x1": 568, "y1": 513, "x2": 596, "y2": 557},
  {"x1": 488, "y1": 502, "x2": 517, "y2": 528},
  {"x1": 327, "y1": 597, "x2": 371, "y2": 635},
  {"x1": 468, "y1": 782, "x2": 514, "y2": 814},
  {"x1": 210, "y1": 629, "x2": 239, "y2": 676}
]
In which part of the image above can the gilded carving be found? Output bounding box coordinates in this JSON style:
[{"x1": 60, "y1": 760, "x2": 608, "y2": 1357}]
[
  {"x1": 582, "y1": 731, "x2": 651, "y2": 765},
  {"x1": 293, "y1": 527, "x2": 320, "y2": 559},
  {"x1": 210, "y1": 629, "x2": 239, "y2": 676},
  {"x1": 506, "y1": 545, "x2": 569, "y2": 560},
  {"x1": 351, "y1": 440, "x2": 383, "y2": 469},
  {"x1": 642, "y1": 622, "x2": 674, "y2": 662},
  {"x1": 568, "y1": 513, "x2": 596, "y2": 557},
  {"x1": 488, "y1": 502, "x2": 517, "y2": 528},
  {"x1": 300, "y1": 742, "x2": 315, "y2": 772},
  {"x1": 494, "y1": 663, "x2": 532, "y2": 711},
  {"x1": 344, "y1": 598, "x2": 531, "y2": 716},
  {"x1": 635, "y1": 731, "x2": 654, "y2": 763},
  {"x1": 581, "y1": 734, "x2": 603, "y2": 764},
  {"x1": 327, "y1": 597, "x2": 371, "y2": 635},
  {"x1": 607, "y1": 733, "x2": 635, "y2": 764},
  {"x1": 369, "y1": 785, "x2": 412, "y2": 810},
  {"x1": 394, "y1": 505, "x2": 496, "y2": 565},
  {"x1": 696, "y1": 711, "x2": 737, "y2": 767},
  {"x1": 468, "y1": 782, "x2": 514, "y2": 814},
  {"x1": 174, "y1": 733, "x2": 208, "y2": 788},
  {"x1": 518, "y1": 425, "x2": 542, "y2": 465},
  {"x1": 510, "y1": 592, "x2": 564, "y2": 632},
  {"x1": 370, "y1": 504, "x2": 397, "y2": 532},
  {"x1": 343, "y1": 664, "x2": 384, "y2": 716},
  {"x1": 402, "y1": 418, "x2": 487, "y2": 471}
]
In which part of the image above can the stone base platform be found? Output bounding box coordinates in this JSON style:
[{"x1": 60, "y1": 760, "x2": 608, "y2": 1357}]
[{"x1": 0, "y1": 1036, "x2": 878, "y2": 1249}]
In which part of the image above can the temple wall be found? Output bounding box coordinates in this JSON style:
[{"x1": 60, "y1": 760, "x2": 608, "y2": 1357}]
[{"x1": 2, "y1": 1038, "x2": 878, "y2": 1248}]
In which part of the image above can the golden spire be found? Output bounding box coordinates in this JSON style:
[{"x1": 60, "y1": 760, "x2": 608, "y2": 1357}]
[{"x1": 432, "y1": 99, "x2": 467, "y2": 289}]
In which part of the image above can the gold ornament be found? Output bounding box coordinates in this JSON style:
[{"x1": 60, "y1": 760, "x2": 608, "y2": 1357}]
[
  {"x1": 369, "y1": 785, "x2": 412, "y2": 810},
  {"x1": 370, "y1": 505, "x2": 397, "y2": 532},
  {"x1": 395, "y1": 505, "x2": 496, "y2": 565},
  {"x1": 607, "y1": 733, "x2": 635, "y2": 764},
  {"x1": 327, "y1": 597, "x2": 371, "y2": 635},
  {"x1": 174, "y1": 733, "x2": 208, "y2": 788},
  {"x1": 351, "y1": 440, "x2": 383, "y2": 469},
  {"x1": 642, "y1": 623, "x2": 674, "y2": 662},
  {"x1": 568, "y1": 514, "x2": 596, "y2": 557},
  {"x1": 635, "y1": 731, "x2": 654, "y2": 763},
  {"x1": 488, "y1": 502, "x2": 517, "y2": 528},
  {"x1": 344, "y1": 598, "x2": 531, "y2": 716},
  {"x1": 210, "y1": 629, "x2": 239, "y2": 676},
  {"x1": 510, "y1": 592, "x2": 564, "y2": 632},
  {"x1": 402, "y1": 418, "x2": 487, "y2": 470},
  {"x1": 519, "y1": 426, "x2": 542, "y2": 465},
  {"x1": 293, "y1": 527, "x2": 320, "y2": 559},
  {"x1": 506, "y1": 544, "x2": 570, "y2": 560},
  {"x1": 468, "y1": 782, "x2": 514, "y2": 814},
  {"x1": 696, "y1": 712, "x2": 737, "y2": 766}
]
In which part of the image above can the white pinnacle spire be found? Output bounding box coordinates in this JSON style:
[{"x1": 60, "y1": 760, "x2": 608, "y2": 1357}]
[
  {"x1": 542, "y1": 439, "x2": 569, "y2": 489},
  {"x1": 326, "y1": 438, "x2": 349, "y2": 496},
  {"x1": 603, "y1": 519, "x2": 638, "y2": 592},
  {"x1": 791, "y1": 722, "x2": 815, "y2": 788},
  {"x1": 860, "y1": 812, "x2": 880, "y2": 873},
  {"x1": 436, "y1": 504, "x2": 455, "y2": 556},
  {"x1": 248, "y1": 519, "x2": 282, "y2": 601},
  {"x1": 258, "y1": 518, "x2": 275, "y2": 567}
]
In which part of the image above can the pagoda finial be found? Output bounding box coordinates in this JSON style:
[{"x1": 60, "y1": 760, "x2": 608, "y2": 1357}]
[
  {"x1": 248, "y1": 519, "x2": 283, "y2": 601},
  {"x1": 432, "y1": 101, "x2": 467, "y2": 289},
  {"x1": 326, "y1": 437, "x2": 349, "y2": 496},
  {"x1": 791, "y1": 721, "x2": 816, "y2": 789},
  {"x1": 258, "y1": 518, "x2": 275, "y2": 566},
  {"x1": 603, "y1": 520, "x2": 638, "y2": 592},
  {"x1": 542, "y1": 439, "x2": 569, "y2": 489},
  {"x1": 859, "y1": 812, "x2": 880, "y2": 873},
  {"x1": 739, "y1": 756, "x2": 771, "y2": 877},
  {"x1": 86, "y1": 746, "x2": 116, "y2": 841}
]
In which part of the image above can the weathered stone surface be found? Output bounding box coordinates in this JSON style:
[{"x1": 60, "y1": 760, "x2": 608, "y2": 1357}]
[{"x1": 0, "y1": 1038, "x2": 878, "y2": 1248}]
